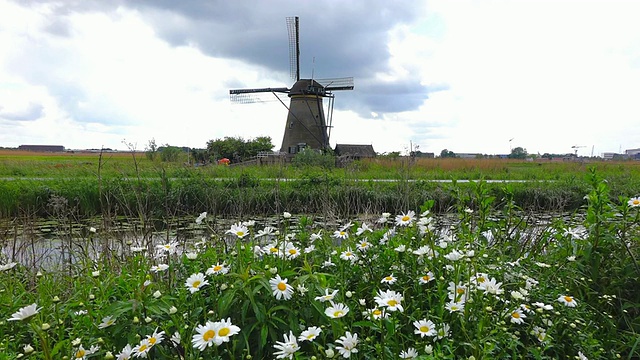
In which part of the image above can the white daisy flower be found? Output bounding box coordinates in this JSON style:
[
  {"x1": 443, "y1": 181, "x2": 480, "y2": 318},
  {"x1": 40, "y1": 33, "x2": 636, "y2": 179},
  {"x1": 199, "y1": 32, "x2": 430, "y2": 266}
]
[
  {"x1": 269, "y1": 275, "x2": 294, "y2": 300},
  {"x1": 185, "y1": 273, "x2": 209, "y2": 294}
]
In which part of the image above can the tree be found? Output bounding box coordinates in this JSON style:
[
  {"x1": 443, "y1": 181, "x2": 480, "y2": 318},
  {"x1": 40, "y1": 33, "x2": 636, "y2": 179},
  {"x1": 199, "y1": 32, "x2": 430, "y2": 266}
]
[
  {"x1": 440, "y1": 149, "x2": 456, "y2": 158},
  {"x1": 509, "y1": 146, "x2": 528, "y2": 159},
  {"x1": 159, "y1": 144, "x2": 182, "y2": 162},
  {"x1": 145, "y1": 138, "x2": 158, "y2": 160},
  {"x1": 206, "y1": 136, "x2": 274, "y2": 162}
]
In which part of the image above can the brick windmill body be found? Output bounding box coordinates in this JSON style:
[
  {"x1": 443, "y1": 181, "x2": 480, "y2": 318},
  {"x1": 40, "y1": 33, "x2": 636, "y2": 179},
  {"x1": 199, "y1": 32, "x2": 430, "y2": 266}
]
[{"x1": 230, "y1": 17, "x2": 354, "y2": 154}]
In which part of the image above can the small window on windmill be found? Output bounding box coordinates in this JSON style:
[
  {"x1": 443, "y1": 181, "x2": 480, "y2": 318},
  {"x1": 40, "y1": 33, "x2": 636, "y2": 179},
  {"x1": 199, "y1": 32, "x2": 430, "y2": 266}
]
[
  {"x1": 289, "y1": 146, "x2": 297, "y2": 154},
  {"x1": 289, "y1": 121, "x2": 294, "y2": 129}
]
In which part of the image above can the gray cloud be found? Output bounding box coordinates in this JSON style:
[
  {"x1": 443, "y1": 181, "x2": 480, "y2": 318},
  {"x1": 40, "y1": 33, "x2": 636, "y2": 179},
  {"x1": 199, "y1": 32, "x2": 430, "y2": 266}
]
[
  {"x1": 16, "y1": 0, "x2": 441, "y2": 115},
  {"x1": 0, "y1": 102, "x2": 44, "y2": 121}
]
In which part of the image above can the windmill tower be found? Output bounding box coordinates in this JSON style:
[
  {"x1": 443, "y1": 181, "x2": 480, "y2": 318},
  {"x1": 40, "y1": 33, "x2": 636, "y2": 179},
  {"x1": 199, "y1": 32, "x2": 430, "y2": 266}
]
[{"x1": 229, "y1": 16, "x2": 354, "y2": 154}]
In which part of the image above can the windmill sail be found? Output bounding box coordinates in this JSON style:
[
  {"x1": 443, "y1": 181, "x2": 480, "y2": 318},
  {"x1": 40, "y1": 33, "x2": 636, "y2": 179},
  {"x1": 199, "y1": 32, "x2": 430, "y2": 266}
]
[{"x1": 228, "y1": 16, "x2": 354, "y2": 154}]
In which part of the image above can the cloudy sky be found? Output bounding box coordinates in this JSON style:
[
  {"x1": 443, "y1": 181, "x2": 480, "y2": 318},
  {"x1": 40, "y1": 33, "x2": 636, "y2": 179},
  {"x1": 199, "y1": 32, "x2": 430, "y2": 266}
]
[{"x1": 1, "y1": 0, "x2": 639, "y2": 156}]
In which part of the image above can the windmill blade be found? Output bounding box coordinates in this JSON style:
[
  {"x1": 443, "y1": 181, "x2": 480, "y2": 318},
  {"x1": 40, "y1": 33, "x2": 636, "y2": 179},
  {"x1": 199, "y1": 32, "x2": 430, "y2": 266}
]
[
  {"x1": 316, "y1": 77, "x2": 354, "y2": 91},
  {"x1": 229, "y1": 87, "x2": 289, "y2": 104},
  {"x1": 287, "y1": 16, "x2": 300, "y2": 81}
]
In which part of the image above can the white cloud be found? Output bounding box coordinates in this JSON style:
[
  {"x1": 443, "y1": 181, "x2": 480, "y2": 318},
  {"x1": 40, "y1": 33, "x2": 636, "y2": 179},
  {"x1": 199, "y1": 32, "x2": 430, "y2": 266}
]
[{"x1": 1, "y1": 0, "x2": 640, "y2": 156}]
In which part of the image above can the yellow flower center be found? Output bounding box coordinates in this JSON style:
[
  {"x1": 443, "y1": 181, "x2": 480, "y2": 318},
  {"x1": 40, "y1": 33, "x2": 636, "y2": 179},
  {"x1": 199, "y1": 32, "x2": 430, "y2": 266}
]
[
  {"x1": 270, "y1": 247, "x2": 278, "y2": 253},
  {"x1": 218, "y1": 327, "x2": 230, "y2": 336},
  {"x1": 213, "y1": 265, "x2": 222, "y2": 272},
  {"x1": 340, "y1": 231, "x2": 346, "y2": 236},
  {"x1": 237, "y1": 231, "x2": 244, "y2": 237},
  {"x1": 633, "y1": 199, "x2": 640, "y2": 205},
  {"x1": 387, "y1": 299, "x2": 398, "y2": 307},
  {"x1": 422, "y1": 275, "x2": 430, "y2": 281},
  {"x1": 345, "y1": 252, "x2": 352, "y2": 257},
  {"x1": 385, "y1": 276, "x2": 393, "y2": 281},
  {"x1": 402, "y1": 216, "x2": 410, "y2": 222},
  {"x1": 307, "y1": 334, "x2": 315, "y2": 339},
  {"x1": 277, "y1": 282, "x2": 287, "y2": 291},
  {"x1": 333, "y1": 311, "x2": 344, "y2": 317},
  {"x1": 420, "y1": 325, "x2": 430, "y2": 332},
  {"x1": 512, "y1": 312, "x2": 521, "y2": 318},
  {"x1": 192, "y1": 280, "x2": 201, "y2": 288},
  {"x1": 138, "y1": 344, "x2": 147, "y2": 352},
  {"x1": 564, "y1": 296, "x2": 573, "y2": 303},
  {"x1": 456, "y1": 288, "x2": 465, "y2": 295},
  {"x1": 149, "y1": 337, "x2": 157, "y2": 345},
  {"x1": 373, "y1": 309, "x2": 382, "y2": 316},
  {"x1": 203, "y1": 329, "x2": 216, "y2": 341},
  {"x1": 477, "y1": 277, "x2": 486, "y2": 283},
  {"x1": 75, "y1": 350, "x2": 85, "y2": 358},
  {"x1": 289, "y1": 249, "x2": 297, "y2": 255}
]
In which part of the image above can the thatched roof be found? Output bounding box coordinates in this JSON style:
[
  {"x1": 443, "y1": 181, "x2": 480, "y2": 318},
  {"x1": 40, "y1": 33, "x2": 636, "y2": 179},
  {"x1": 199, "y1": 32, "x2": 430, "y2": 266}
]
[{"x1": 334, "y1": 144, "x2": 376, "y2": 158}]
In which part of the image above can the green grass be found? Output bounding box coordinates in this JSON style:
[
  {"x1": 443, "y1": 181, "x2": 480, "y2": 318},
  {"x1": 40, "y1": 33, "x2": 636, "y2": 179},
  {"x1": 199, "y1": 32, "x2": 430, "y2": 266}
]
[{"x1": 1, "y1": 172, "x2": 638, "y2": 359}]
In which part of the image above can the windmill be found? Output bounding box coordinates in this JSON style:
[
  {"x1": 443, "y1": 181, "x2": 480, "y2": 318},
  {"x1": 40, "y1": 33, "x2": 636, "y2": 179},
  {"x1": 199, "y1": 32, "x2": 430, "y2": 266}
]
[{"x1": 229, "y1": 16, "x2": 354, "y2": 154}]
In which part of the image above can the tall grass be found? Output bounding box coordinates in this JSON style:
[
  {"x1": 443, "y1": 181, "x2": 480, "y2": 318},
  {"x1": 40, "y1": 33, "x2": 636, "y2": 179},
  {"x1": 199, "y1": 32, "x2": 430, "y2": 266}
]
[{"x1": 0, "y1": 170, "x2": 638, "y2": 359}]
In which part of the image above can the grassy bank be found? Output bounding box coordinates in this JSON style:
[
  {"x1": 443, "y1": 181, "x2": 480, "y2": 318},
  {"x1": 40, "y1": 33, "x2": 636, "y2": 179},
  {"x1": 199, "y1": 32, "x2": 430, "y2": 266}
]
[{"x1": 1, "y1": 171, "x2": 638, "y2": 359}]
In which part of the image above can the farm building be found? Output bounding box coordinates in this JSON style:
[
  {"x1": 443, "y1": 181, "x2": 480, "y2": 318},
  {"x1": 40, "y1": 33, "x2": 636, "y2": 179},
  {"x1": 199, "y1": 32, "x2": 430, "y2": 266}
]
[
  {"x1": 334, "y1": 144, "x2": 376, "y2": 160},
  {"x1": 18, "y1": 145, "x2": 65, "y2": 152}
]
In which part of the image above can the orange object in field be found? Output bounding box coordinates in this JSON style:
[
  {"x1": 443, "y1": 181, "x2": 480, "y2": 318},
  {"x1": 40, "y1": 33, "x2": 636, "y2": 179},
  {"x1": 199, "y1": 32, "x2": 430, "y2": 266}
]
[{"x1": 218, "y1": 158, "x2": 230, "y2": 165}]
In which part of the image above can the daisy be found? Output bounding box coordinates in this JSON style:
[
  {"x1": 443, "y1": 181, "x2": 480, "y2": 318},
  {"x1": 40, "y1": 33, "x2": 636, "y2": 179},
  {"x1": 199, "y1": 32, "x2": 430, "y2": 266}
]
[
  {"x1": 333, "y1": 230, "x2": 349, "y2": 240},
  {"x1": 315, "y1": 289, "x2": 338, "y2": 302},
  {"x1": 191, "y1": 321, "x2": 217, "y2": 351},
  {"x1": 206, "y1": 262, "x2": 229, "y2": 276},
  {"x1": 413, "y1": 319, "x2": 437, "y2": 337},
  {"x1": 395, "y1": 210, "x2": 415, "y2": 226},
  {"x1": 304, "y1": 245, "x2": 315, "y2": 253},
  {"x1": 150, "y1": 264, "x2": 169, "y2": 273},
  {"x1": 413, "y1": 245, "x2": 437, "y2": 258},
  {"x1": 195, "y1": 212, "x2": 207, "y2": 224},
  {"x1": 444, "y1": 249, "x2": 464, "y2": 261},
  {"x1": 146, "y1": 327, "x2": 165, "y2": 347},
  {"x1": 273, "y1": 331, "x2": 300, "y2": 359},
  {"x1": 156, "y1": 241, "x2": 179, "y2": 254},
  {"x1": 418, "y1": 272, "x2": 434, "y2": 284},
  {"x1": 298, "y1": 326, "x2": 322, "y2": 342},
  {"x1": 269, "y1": 275, "x2": 294, "y2": 300},
  {"x1": 558, "y1": 295, "x2": 578, "y2": 307},
  {"x1": 335, "y1": 332, "x2": 359, "y2": 358},
  {"x1": 532, "y1": 302, "x2": 554, "y2": 311},
  {"x1": 381, "y1": 274, "x2": 397, "y2": 285},
  {"x1": 445, "y1": 300, "x2": 465, "y2": 313},
  {"x1": 355, "y1": 222, "x2": 373, "y2": 236},
  {"x1": 98, "y1": 315, "x2": 116, "y2": 329},
  {"x1": 309, "y1": 231, "x2": 322, "y2": 242},
  {"x1": 366, "y1": 308, "x2": 388, "y2": 320},
  {"x1": 132, "y1": 338, "x2": 152, "y2": 358},
  {"x1": 255, "y1": 226, "x2": 276, "y2": 238},
  {"x1": 340, "y1": 248, "x2": 358, "y2": 262},
  {"x1": 116, "y1": 344, "x2": 133, "y2": 360},
  {"x1": 185, "y1": 273, "x2": 209, "y2": 294},
  {"x1": 0, "y1": 262, "x2": 17, "y2": 271},
  {"x1": 478, "y1": 277, "x2": 504, "y2": 295},
  {"x1": 447, "y1": 282, "x2": 469, "y2": 302},
  {"x1": 399, "y1": 347, "x2": 419, "y2": 359},
  {"x1": 628, "y1": 197, "x2": 640, "y2": 207},
  {"x1": 325, "y1": 301, "x2": 350, "y2": 318},
  {"x1": 212, "y1": 318, "x2": 241, "y2": 345},
  {"x1": 374, "y1": 289, "x2": 404, "y2": 312},
  {"x1": 73, "y1": 344, "x2": 99, "y2": 359},
  {"x1": 531, "y1": 326, "x2": 547, "y2": 342},
  {"x1": 322, "y1": 258, "x2": 336, "y2": 268},
  {"x1": 356, "y1": 239, "x2": 372, "y2": 252},
  {"x1": 377, "y1": 212, "x2": 391, "y2": 223},
  {"x1": 7, "y1": 303, "x2": 40, "y2": 321},
  {"x1": 283, "y1": 243, "x2": 301, "y2": 259},
  {"x1": 226, "y1": 222, "x2": 249, "y2": 238},
  {"x1": 436, "y1": 323, "x2": 451, "y2": 339},
  {"x1": 263, "y1": 242, "x2": 281, "y2": 257},
  {"x1": 510, "y1": 309, "x2": 527, "y2": 324}
]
